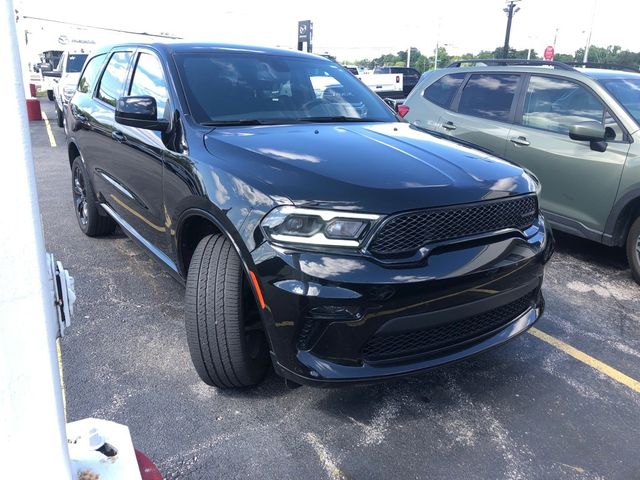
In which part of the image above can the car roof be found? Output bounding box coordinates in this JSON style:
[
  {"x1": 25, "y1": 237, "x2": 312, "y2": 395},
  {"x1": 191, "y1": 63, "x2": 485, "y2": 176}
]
[
  {"x1": 90, "y1": 42, "x2": 331, "y2": 61},
  {"x1": 436, "y1": 64, "x2": 640, "y2": 81}
]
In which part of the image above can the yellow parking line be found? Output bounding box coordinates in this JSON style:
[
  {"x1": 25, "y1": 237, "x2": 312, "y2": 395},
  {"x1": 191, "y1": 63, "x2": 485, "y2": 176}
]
[
  {"x1": 529, "y1": 327, "x2": 640, "y2": 394},
  {"x1": 41, "y1": 110, "x2": 57, "y2": 147}
]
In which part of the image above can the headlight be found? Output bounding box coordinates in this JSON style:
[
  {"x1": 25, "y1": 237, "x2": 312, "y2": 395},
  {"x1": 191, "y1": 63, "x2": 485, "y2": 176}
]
[
  {"x1": 62, "y1": 84, "x2": 76, "y2": 101},
  {"x1": 261, "y1": 206, "x2": 381, "y2": 247}
]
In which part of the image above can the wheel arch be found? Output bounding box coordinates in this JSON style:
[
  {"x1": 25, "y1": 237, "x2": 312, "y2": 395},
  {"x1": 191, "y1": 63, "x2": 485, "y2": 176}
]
[
  {"x1": 604, "y1": 190, "x2": 640, "y2": 246},
  {"x1": 68, "y1": 141, "x2": 80, "y2": 170}
]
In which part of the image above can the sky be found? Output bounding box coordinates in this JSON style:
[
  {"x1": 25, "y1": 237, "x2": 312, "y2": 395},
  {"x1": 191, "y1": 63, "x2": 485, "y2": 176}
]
[{"x1": 16, "y1": 0, "x2": 640, "y2": 63}]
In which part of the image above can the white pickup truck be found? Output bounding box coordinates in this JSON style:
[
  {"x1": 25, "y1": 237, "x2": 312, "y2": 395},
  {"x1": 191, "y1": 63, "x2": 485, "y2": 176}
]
[
  {"x1": 51, "y1": 51, "x2": 89, "y2": 127},
  {"x1": 357, "y1": 72, "x2": 404, "y2": 98}
]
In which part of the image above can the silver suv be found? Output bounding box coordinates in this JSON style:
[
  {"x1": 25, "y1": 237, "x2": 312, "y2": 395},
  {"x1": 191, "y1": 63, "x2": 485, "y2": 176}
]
[{"x1": 402, "y1": 60, "x2": 640, "y2": 283}]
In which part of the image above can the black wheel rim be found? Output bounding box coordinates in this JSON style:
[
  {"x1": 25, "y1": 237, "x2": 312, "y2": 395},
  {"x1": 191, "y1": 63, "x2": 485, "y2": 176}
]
[
  {"x1": 636, "y1": 233, "x2": 640, "y2": 262},
  {"x1": 72, "y1": 166, "x2": 89, "y2": 228}
]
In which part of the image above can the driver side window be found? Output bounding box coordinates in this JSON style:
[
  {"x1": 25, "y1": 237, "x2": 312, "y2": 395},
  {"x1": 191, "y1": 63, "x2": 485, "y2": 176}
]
[
  {"x1": 129, "y1": 53, "x2": 169, "y2": 119},
  {"x1": 522, "y1": 76, "x2": 604, "y2": 134}
]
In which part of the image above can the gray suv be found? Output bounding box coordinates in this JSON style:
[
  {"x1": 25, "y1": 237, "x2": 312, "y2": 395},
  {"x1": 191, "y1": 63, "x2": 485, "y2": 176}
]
[{"x1": 402, "y1": 60, "x2": 640, "y2": 283}]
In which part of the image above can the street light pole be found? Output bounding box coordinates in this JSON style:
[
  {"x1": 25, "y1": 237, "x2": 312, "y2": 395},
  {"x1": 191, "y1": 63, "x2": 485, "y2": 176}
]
[{"x1": 502, "y1": 0, "x2": 521, "y2": 58}]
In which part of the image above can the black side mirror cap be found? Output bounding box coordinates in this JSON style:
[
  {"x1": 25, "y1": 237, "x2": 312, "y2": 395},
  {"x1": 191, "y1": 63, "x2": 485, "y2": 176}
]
[
  {"x1": 115, "y1": 96, "x2": 169, "y2": 132},
  {"x1": 383, "y1": 98, "x2": 398, "y2": 111}
]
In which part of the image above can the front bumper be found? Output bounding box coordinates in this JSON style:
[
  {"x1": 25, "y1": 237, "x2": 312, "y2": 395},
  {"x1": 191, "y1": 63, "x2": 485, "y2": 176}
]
[{"x1": 251, "y1": 215, "x2": 553, "y2": 385}]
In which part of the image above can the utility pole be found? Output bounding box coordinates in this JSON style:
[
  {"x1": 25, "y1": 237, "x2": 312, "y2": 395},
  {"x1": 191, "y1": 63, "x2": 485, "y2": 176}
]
[
  {"x1": 502, "y1": 0, "x2": 521, "y2": 58},
  {"x1": 407, "y1": 46, "x2": 411, "y2": 68}
]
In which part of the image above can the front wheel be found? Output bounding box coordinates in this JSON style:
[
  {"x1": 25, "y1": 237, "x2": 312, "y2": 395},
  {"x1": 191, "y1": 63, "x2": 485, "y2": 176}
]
[
  {"x1": 47, "y1": 90, "x2": 54, "y2": 101},
  {"x1": 626, "y1": 216, "x2": 640, "y2": 284},
  {"x1": 56, "y1": 104, "x2": 64, "y2": 128},
  {"x1": 185, "y1": 234, "x2": 269, "y2": 388}
]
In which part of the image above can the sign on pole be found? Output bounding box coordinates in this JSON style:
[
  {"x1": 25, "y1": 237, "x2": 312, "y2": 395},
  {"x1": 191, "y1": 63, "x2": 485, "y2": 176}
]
[
  {"x1": 543, "y1": 45, "x2": 555, "y2": 61},
  {"x1": 297, "y1": 20, "x2": 313, "y2": 53}
]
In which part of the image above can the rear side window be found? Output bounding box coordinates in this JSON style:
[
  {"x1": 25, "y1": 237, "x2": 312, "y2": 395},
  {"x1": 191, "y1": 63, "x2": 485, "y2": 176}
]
[
  {"x1": 423, "y1": 73, "x2": 465, "y2": 108},
  {"x1": 458, "y1": 74, "x2": 520, "y2": 121},
  {"x1": 129, "y1": 53, "x2": 169, "y2": 119},
  {"x1": 522, "y1": 75, "x2": 604, "y2": 134},
  {"x1": 97, "y1": 51, "x2": 132, "y2": 107},
  {"x1": 77, "y1": 54, "x2": 106, "y2": 94}
]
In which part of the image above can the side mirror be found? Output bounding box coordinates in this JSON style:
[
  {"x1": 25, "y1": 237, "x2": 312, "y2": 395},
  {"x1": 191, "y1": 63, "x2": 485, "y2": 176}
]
[
  {"x1": 115, "y1": 96, "x2": 169, "y2": 131},
  {"x1": 383, "y1": 98, "x2": 398, "y2": 111},
  {"x1": 569, "y1": 121, "x2": 607, "y2": 152}
]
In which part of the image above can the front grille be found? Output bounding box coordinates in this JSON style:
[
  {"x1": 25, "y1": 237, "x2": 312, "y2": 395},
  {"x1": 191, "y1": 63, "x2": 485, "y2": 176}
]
[
  {"x1": 369, "y1": 195, "x2": 538, "y2": 255},
  {"x1": 362, "y1": 293, "x2": 534, "y2": 361}
]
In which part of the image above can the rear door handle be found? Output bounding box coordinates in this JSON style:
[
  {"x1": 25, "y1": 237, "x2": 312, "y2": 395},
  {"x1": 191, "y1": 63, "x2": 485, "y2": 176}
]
[
  {"x1": 442, "y1": 121, "x2": 456, "y2": 131},
  {"x1": 510, "y1": 136, "x2": 530, "y2": 146},
  {"x1": 111, "y1": 131, "x2": 127, "y2": 143}
]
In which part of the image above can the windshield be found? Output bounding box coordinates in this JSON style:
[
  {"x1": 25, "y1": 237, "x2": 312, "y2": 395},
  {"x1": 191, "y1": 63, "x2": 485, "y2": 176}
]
[
  {"x1": 67, "y1": 54, "x2": 88, "y2": 73},
  {"x1": 174, "y1": 52, "x2": 395, "y2": 125},
  {"x1": 600, "y1": 78, "x2": 640, "y2": 125}
]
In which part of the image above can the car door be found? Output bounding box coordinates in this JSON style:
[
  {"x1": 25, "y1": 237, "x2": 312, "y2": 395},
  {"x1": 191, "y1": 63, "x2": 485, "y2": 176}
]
[
  {"x1": 83, "y1": 50, "x2": 134, "y2": 206},
  {"x1": 108, "y1": 49, "x2": 172, "y2": 257},
  {"x1": 438, "y1": 72, "x2": 523, "y2": 159},
  {"x1": 506, "y1": 74, "x2": 630, "y2": 239}
]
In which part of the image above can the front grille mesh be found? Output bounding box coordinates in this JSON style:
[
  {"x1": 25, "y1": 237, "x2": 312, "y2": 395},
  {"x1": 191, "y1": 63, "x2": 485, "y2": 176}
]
[
  {"x1": 362, "y1": 293, "x2": 534, "y2": 361},
  {"x1": 369, "y1": 195, "x2": 538, "y2": 255}
]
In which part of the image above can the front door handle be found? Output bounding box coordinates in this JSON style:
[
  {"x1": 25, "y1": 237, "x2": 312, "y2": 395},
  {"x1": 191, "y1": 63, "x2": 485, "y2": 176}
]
[
  {"x1": 510, "y1": 136, "x2": 530, "y2": 146},
  {"x1": 442, "y1": 121, "x2": 456, "y2": 131},
  {"x1": 111, "y1": 131, "x2": 127, "y2": 143}
]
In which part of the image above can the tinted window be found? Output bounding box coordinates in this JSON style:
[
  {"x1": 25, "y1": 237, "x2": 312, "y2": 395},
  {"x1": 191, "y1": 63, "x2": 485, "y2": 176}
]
[
  {"x1": 77, "y1": 54, "x2": 106, "y2": 94},
  {"x1": 175, "y1": 53, "x2": 394, "y2": 124},
  {"x1": 523, "y1": 76, "x2": 604, "y2": 134},
  {"x1": 97, "y1": 52, "x2": 132, "y2": 107},
  {"x1": 458, "y1": 74, "x2": 520, "y2": 121},
  {"x1": 129, "y1": 53, "x2": 169, "y2": 119},
  {"x1": 423, "y1": 73, "x2": 465, "y2": 108},
  {"x1": 600, "y1": 78, "x2": 640, "y2": 125},
  {"x1": 66, "y1": 54, "x2": 88, "y2": 73}
]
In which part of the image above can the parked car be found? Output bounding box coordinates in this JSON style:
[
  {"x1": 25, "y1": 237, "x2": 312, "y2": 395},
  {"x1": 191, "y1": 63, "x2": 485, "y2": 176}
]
[
  {"x1": 66, "y1": 43, "x2": 552, "y2": 388},
  {"x1": 402, "y1": 59, "x2": 640, "y2": 284},
  {"x1": 374, "y1": 66, "x2": 421, "y2": 96},
  {"x1": 52, "y1": 51, "x2": 89, "y2": 127}
]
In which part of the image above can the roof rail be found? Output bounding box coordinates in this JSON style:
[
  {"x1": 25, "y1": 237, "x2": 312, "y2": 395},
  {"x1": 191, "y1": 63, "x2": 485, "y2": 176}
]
[
  {"x1": 563, "y1": 62, "x2": 639, "y2": 73},
  {"x1": 446, "y1": 59, "x2": 575, "y2": 71}
]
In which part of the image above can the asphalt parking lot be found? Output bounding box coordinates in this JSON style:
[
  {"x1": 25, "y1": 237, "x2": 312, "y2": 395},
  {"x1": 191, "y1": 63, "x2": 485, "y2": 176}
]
[{"x1": 32, "y1": 99, "x2": 639, "y2": 480}]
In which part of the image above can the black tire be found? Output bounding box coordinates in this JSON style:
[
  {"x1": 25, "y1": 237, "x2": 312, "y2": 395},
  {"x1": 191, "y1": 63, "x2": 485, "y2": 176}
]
[
  {"x1": 47, "y1": 90, "x2": 54, "y2": 101},
  {"x1": 71, "y1": 156, "x2": 116, "y2": 237},
  {"x1": 185, "y1": 234, "x2": 269, "y2": 388},
  {"x1": 56, "y1": 104, "x2": 64, "y2": 128},
  {"x1": 626, "y1": 216, "x2": 640, "y2": 285}
]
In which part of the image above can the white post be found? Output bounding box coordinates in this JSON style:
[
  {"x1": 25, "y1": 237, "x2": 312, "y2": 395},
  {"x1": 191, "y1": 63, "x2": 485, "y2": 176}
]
[
  {"x1": 583, "y1": 0, "x2": 597, "y2": 63},
  {"x1": 407, "y1": 46, "x2": 411, "y2": 68},
  {"x1": 0, "y1": 0, "x2": 72, "y2": 478}
]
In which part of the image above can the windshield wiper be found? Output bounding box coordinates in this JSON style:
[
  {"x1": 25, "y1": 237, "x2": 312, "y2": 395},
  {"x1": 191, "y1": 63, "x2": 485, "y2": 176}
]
[
  {"x1": 201, "y1": 119, "x2": 267, "y2": 126},
  {"x1": 295, "y1": 116, "x2": 384, "y2": 123}
]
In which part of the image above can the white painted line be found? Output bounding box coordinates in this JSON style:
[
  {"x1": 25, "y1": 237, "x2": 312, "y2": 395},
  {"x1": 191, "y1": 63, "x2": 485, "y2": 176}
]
[
  {"x1": 304, "y1": 432, "x2": 346, "y2": 480},
  {"x1": 41, "y1": 110, "x2": 57, "y2": 147}
]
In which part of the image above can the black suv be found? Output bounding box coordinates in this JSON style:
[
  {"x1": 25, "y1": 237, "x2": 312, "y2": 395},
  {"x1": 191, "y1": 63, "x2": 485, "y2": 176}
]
[
  {"x1": 374, "y1": 66, "x2": 421, "y2": 96},
  {"x1": 66, "y1": 43, "x2": 553, "y2": 388}
]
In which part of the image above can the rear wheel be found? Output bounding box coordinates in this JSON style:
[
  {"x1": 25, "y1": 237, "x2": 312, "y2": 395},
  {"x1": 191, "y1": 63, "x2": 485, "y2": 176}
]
[
  {"x1": 626, "y1": 216, "x2": 640, "y2": 284},
  {"x1": 185, "y1": 234, "x2": 269, "y2": 388},
  {"x1": 71, "y1": 156, "x2": 116, "y2": 236}
]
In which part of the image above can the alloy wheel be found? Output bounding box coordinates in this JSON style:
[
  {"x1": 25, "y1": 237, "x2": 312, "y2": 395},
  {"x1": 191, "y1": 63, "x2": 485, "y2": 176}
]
[{"x1": 72, "y1": 166, "x2": 88, "y2": 228}]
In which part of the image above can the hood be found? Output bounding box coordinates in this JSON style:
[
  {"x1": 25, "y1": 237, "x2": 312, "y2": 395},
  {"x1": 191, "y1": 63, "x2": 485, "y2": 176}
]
[
  {"x1": 61, "y1": 72, "x2": 81, "y2": 86},
  {"x1": 203, "y1": 122, "x2": 536, "y2": 214}
]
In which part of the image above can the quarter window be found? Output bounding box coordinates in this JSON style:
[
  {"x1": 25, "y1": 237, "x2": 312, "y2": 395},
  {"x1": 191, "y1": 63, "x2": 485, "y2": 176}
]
[
  {"x1": 129, "y1": 53, "x2": 170, "y2": 119},
  {"x1": 458, "y1": 74, "x2": 520, "y2": 121},
  {"x1": 522, "y1": 76, "x2": 604, "y2": 134},
  {"x1": 97, "y1": 52, "x2": 133, "y2": 107},
  {"x1": 77, "y1": 54, "x2": 106, "y2": 94},
  {"x1": 423, "y1": 73, "x2": 465, "y2": 108}
]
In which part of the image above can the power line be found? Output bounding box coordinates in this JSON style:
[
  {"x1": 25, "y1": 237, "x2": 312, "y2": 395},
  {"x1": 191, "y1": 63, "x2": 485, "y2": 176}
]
[{"x1": 22, "y1": 15, "x2": 182, "y2": 39}]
